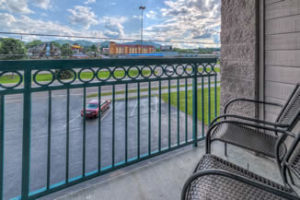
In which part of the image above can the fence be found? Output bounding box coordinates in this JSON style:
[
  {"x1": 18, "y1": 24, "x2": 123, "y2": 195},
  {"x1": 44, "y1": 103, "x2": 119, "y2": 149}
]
[{"x1": 0, "y1": 58, "x2": 218, "y2": 199}]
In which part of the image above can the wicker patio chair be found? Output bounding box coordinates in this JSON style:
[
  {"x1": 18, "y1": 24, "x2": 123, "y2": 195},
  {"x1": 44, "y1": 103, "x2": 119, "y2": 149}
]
[
  {"x1": 206, "y1": 83, "x2": 300, "y2": 158},
  {"x1": 181, "y1": 130, "x2": 300, "y2": 200}
]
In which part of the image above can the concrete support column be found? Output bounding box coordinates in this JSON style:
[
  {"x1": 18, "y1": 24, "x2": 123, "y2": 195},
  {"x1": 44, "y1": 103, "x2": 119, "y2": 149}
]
[{"x1": 221, "y1": 0, "x2": 259, "y2": 117}]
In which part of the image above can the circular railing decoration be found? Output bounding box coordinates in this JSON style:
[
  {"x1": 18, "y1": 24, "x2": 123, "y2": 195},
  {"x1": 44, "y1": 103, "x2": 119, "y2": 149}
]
[
  {"x1": 203, "y1": 63, "x2": 212, "y2": 74},
  {"x1": 0, "y1": 71, "x2": 23, "y2": 89},
  {"x1": 175, "y1": 65, "x2": 185, "y2": 76},
  {"x1": 141, "y1": 66, "x2": 153, "y2": 79},
  {"x1": 112, "y1": 67, "x2": 126, "y2": 80},
  {"x1": 127, "y1": 66, "x2": 140, "y2": 79},
  {"x1": 153, "y1": 65, "x2": 164, "y2": 78},
  {"x1": 57, "y1": 69, "x2": 77, "y2": 85},
  {"x1": 165, "y1": 65, "x2": 175, "y2": 77},
  {"x1": 78, "y1": 68, "x2": 95, "y2": 83},
  {"x1": 210, "y1": 63, "x2": 217, "y2": 73},
  {"x1": 184, "y1": 64, "x2": 194, "y2": 75},
  {"x1": 33, "y1": 70, "x2": 55, "y2": 87},
  {"x1": 96, "y1": 67, "x2": 111, "y2": 81}
]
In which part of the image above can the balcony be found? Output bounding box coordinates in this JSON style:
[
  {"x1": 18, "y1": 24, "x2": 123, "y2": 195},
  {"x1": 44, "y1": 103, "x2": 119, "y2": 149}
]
[
  {"x1": 44, "y1": 141, "x2": 285, "y2": 200},
  {"x1": 0, "y1": 58, "x2": 220, "y2": 199}
]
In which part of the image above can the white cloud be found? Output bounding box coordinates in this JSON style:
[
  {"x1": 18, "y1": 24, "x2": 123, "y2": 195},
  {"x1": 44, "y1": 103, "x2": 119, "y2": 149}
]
[
  {"x1": 68, "y1": 5, "x2": 99, "y2": 29},
  {"x1": 0, "y1": 0, "x2": 33, "y2": 13},
  {"x1": 31, "y1": 0, "x2": 51, "y2": 10},
  {"x1": 145, "y1": 10, "x2": 157, "y2": 19},
  {"x1": 143, "y1": 0, "x2": 221, "y2": 48},
  {"x1": 100, "y1": 16, "x2": 127, "y2": 39},
  {"x1": 0, "y1": 12, "x2": 105, "y2": 41},
  {"x1": 84, "y1": 0, "x2": 95, "y2": 4}
]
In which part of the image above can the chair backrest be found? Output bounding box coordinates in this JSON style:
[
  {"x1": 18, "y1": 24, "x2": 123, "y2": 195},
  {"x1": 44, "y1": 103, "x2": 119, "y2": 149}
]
[
  {"x1": 282, "y1": 131, "x2": 300, "y2": 187},
  {"x1": 276, "y1": 83, "x2": 300, "y2": 130}
]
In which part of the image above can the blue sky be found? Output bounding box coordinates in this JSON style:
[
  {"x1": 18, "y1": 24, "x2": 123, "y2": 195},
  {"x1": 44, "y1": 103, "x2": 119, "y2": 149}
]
[{"x1": 0, "y1": 0, "x2": 220, "y2": 48}]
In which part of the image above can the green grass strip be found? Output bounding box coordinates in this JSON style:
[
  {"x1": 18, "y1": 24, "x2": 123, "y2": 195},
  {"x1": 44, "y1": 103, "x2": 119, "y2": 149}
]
[{"x1": 161, "y1": 87, "x2": 220, "y2": 125}]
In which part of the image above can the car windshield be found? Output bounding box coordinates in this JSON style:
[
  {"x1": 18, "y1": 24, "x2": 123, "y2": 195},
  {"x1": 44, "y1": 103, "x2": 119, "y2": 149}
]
[{"x1": 87, "y1": 104, "x2": 98, "y2": 109}]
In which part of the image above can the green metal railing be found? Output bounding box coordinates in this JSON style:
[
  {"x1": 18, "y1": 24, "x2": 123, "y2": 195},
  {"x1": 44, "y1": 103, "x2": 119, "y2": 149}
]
[{"x1": 0, "y1": 58, "x2": 218, "y2": 199}]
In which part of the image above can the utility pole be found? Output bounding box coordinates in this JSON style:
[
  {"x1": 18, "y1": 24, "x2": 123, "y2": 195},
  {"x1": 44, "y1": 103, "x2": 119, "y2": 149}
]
[{"x1": 139, "y1": 5, "x2": 146, "y2": 53}]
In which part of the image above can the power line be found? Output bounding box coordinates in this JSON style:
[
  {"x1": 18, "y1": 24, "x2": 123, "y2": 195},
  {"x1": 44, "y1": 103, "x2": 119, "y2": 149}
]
[{"x1": 0, "y1": 31, "x2": 220, "y2": 45}]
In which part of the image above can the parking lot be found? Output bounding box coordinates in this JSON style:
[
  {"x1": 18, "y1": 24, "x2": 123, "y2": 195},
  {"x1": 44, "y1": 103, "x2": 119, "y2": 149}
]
[{"x1": 3, "y1": 92, "x2": 194, "y2": 199}]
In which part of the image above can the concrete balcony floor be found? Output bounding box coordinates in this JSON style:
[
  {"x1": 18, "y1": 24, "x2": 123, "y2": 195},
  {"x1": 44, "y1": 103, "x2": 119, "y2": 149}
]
[{"x1": 41, "y1": 141, "x2": 284, "y2": 200}]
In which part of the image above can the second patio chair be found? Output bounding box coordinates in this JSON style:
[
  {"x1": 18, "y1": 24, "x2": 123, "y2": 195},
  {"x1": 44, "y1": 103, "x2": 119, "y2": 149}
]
[{"x1": 206, "y1": 83, "x2": 300, "y2": 160}]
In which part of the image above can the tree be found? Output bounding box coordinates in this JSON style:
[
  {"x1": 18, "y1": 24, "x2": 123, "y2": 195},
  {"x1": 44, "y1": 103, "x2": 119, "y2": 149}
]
[
  {"x1": 26, "y1": 40, "x2": 43, "y2": 49},
  {"x1": 60, "y1": 43, "x2": 72, "y2": 57},
  {"x1": 51, "y1": 41, "x2": 61, "y2": 49},
  {"x1": 89, "y1": 44, "x2": 98, "y2": 57},
  {"x1": 0, "y1": 38, "x2": 26, "y2": 60},
  {"x1": 90, "y1": 44, "x2": 97, "y2": 52}
]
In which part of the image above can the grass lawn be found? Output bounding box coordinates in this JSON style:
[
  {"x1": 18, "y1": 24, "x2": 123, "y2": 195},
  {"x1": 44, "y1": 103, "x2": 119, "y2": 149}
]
[{"x1": 162, "y1": 87, "x2": 220, "y2": 125}]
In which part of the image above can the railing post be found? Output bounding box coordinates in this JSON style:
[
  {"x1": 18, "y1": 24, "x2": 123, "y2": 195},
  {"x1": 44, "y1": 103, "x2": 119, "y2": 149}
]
[
  {"x1": 192, "y1": 63, "x2": 198, "y2": 147},
  {"x1": 21, "y1": 67, "x2": 32, "y2": 200},
  {"x1": 0, "y1": 95, "x2": 4, "y2": 200}
]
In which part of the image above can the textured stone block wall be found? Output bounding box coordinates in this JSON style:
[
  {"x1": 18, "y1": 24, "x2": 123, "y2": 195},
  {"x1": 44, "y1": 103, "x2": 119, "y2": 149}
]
[{"x1": 221, "y1": 0, "x2": 258, "y2": 117}]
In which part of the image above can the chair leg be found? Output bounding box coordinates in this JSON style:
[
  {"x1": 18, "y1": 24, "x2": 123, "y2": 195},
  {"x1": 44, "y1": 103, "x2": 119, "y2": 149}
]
[
  {"x1": 287, "y1": 168, "x2": 295, "y2": 185},
  {"x1": 224, "y1": 142, "x2": 228, "y2": 157}
]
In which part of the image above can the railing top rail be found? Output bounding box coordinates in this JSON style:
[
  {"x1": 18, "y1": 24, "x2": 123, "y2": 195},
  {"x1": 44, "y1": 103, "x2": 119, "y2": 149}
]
[{"x1": 0, "y1": 57, "x2": 217, "y2": 70}]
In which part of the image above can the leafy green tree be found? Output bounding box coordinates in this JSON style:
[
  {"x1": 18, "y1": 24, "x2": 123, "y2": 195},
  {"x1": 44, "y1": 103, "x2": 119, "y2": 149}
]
[
  {"x1": 60, "y1": 43, "x2": 72, "y2": 57},
  {"x1": 90, "y1": 44, "x2": 97, "y2": 52},
  {"x1": 0, "y1": 38, "x2": 26, "y2": 60},
  {"x1": 26, "y1": 40, "x2": 43, "y2": 49},
  {"x1": 51, "y1": 41, "x2": 61, "y2": 48}
]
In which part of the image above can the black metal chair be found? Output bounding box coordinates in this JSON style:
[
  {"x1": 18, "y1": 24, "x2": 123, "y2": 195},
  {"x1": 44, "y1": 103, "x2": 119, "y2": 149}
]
[
  {"x1": 181, "y1": 130, "x2": 300, "y2": 200},
  {"x1": 206, "y1": 83, "x2": 300, "y2": 158}
]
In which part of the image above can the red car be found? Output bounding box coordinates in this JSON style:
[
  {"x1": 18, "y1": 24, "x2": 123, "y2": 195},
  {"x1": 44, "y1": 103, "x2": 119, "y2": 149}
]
[{"x1": 81, "y1": 99, "x2": 111, "y2": 118}]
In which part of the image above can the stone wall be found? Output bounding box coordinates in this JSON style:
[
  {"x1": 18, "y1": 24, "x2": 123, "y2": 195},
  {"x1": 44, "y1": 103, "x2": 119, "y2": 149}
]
[{"x1": 221, "y1": 0, "x2": 258, "y2": 117}]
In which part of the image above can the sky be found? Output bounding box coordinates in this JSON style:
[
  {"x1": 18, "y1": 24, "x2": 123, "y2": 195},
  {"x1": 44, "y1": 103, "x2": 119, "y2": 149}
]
[{"x1": 0, "y1": 0, "x2": 221, "y2": 48}]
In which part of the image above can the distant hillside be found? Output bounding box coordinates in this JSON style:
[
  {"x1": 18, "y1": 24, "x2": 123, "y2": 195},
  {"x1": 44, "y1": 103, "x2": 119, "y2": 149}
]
[
  {"x1": 100, "y1": 41, "x2": 110, "y2": 48},
  {"x1": 53, "y1": 40, "x2": 96, "y2": 47},
  {"x1": 123, "y1": 40, "x2": 161, "y2": 48}
]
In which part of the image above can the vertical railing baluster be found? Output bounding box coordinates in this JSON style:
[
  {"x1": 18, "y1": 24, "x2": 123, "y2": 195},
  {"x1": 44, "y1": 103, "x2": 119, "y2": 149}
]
[
  {"x1": 177, "y1": 79, "x2": 180, "y2": 146},
  {"x1": 0, "y1": 95, "x2": 5, "y2": 199},
  {"x1": 168, "y1": 80, "x2": 171, "y2": 149},
  {"x1": 185, "y1": 78, "x2": 188, "y2": 143},
  {"x1": 208, "y1": 71, "x2": 211, "y2": 126},
  {"x1": 201, "y1": 75, "x2": 205, "y2": 138},
  {"x1": 192, "y1": 64, "x2": 198, "y2": 147},
  {"x1": 46, "y1": 90, "x2": 52, "y2": 189},
  {"x1": 98, "y1": 86, "x2": 101, "y2": 172},
  {"x1": 158, "y1": 81, "x2": 161, "y2": 152},
  {"x1": 137, "y1": 83, "x2": 140, "y2": 159},
  {"x1": 214, "y1": 66, "x2": 218, "y2": 118},
  {"x1": 112, "y1": 85, "x2": 115, "y2": 167},
  {"x1": 82, "y1": 87, "x2": 86, "y2": 176},
  {"x1": 21, "y1": 67, "x2": 32, "y2": 199},
  {"x1": 66, "y1": 88, "x2": 70, "y2": 183},
  {"x1": 125, "y1": 84, "x2": 128, "y2": 163},
  {"x1": 148, "y1": 82, "x2": 151, "y2": 155}
]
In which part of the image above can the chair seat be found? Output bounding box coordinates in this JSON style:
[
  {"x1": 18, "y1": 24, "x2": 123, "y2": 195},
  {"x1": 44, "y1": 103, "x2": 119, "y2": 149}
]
[
  {"x1": 185, "y1": 154, "x2": 293, "y2": 200},
  {"x1": 211, "y1": 123, "x2": 286, "y2": 158}
]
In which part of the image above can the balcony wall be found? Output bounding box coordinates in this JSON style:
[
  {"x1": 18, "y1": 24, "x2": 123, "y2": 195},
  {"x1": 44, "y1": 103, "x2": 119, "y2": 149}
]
[{"x1": 221, "y1": 0, "x2": 258, "y2": 117}]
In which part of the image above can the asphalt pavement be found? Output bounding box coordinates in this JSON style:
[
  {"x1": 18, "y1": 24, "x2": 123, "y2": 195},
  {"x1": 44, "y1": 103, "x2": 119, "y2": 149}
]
[{"x1": 2, "y1": 93, "x2": 195, "y2": 199}]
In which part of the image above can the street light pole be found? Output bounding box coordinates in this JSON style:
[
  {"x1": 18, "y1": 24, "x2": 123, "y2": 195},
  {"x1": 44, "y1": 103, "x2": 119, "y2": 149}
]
[{"x1": 139, "y1": 6, "x2": 146, "y2": 53}]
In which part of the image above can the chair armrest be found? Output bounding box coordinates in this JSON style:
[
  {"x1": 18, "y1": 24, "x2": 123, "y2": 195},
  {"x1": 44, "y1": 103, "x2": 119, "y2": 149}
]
[
  {"x1": 224, "y1": 98, "x2": 283, "y2": 114},
  {"x1": 210, "y1": 114, "x2": 290, "y2": 128},
  {"x1": 205, "y1": 120, "x2": 296, "y2": 166},
  {"x1": 206, "y1": 120, "x2": 295, "y2": 141},
  {"x1": 181, "y1": 169, "x2": 298, "y2": 200}
]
